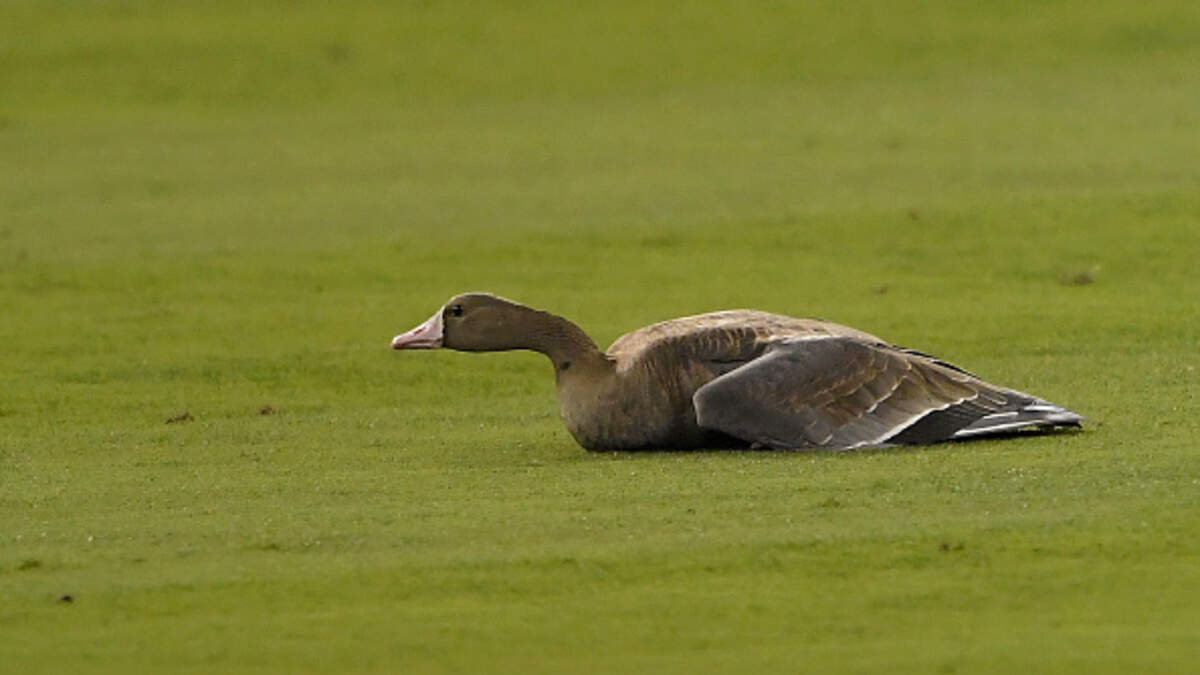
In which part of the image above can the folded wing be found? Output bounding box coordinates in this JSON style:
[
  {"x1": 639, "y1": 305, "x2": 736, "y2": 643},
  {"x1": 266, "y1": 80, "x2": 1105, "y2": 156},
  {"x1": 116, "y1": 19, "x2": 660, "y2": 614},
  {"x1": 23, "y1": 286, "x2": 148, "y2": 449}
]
[{"x1": 692, "y1": 336, "x2": 1081, "y2": 450}]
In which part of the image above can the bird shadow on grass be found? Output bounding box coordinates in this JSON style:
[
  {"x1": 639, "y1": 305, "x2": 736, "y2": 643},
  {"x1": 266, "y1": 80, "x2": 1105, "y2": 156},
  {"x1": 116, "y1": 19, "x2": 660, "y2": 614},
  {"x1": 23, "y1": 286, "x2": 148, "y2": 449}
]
[{"x1": 588, "y1": 424, "x2": 1087, "y2": 461}]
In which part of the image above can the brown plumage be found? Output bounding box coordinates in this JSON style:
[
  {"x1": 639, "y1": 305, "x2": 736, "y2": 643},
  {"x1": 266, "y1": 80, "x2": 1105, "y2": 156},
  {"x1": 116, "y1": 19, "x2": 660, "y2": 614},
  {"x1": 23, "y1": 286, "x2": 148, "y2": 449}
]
[{"x1": 391, "y1": 293, "x2": 1083, "y2": 451}]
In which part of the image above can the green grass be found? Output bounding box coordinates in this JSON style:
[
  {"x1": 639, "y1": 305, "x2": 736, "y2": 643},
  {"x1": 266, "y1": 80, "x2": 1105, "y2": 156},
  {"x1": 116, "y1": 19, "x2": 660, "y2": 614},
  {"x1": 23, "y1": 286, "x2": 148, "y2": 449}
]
[{"x1": 2, "y1": 0, "x2": 1199, "y2": 672}]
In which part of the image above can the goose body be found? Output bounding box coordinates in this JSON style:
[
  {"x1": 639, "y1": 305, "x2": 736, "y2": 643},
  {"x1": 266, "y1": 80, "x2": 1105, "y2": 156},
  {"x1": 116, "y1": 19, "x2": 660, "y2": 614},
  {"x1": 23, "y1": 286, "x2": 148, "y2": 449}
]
[{"x1": 392, "y1": 293, "x2": 1083, "y2": 451}]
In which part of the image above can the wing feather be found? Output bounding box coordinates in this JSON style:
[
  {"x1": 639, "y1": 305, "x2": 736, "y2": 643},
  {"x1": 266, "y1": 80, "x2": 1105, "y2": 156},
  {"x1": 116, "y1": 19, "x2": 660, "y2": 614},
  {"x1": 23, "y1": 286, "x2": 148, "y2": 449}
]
[{"x1": 692, "y1": 336, "x2": 1071, "y2": 450}]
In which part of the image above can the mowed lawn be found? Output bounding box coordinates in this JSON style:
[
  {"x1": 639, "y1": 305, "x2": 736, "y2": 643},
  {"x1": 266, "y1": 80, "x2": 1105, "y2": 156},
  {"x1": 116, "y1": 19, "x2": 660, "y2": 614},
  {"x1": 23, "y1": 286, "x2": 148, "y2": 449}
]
[{"x1": 2, "y1": 1, "x2": 1199, "y2": 672}]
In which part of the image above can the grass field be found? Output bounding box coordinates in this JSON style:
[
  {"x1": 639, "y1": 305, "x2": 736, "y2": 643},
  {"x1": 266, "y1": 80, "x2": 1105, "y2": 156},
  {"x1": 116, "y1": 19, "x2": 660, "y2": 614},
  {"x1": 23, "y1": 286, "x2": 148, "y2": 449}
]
[{"x1": 3, "y1": 1, "x2": 1199, "y2": 672}]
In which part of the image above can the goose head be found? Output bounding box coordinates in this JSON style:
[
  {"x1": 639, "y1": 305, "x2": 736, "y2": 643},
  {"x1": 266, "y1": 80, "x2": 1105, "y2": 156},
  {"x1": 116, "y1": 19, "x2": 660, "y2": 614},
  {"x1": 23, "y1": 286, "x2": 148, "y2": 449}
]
[{"x1": 391, "y1": 293, "x2": 536, "y2": 352}]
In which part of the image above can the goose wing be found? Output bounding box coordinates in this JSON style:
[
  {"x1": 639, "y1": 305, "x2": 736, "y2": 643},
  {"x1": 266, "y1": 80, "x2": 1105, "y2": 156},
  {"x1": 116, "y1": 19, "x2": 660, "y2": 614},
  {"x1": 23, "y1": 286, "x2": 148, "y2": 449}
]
[{"x1": 692, "y1": 336, "x2": 1080, "y2": 450}]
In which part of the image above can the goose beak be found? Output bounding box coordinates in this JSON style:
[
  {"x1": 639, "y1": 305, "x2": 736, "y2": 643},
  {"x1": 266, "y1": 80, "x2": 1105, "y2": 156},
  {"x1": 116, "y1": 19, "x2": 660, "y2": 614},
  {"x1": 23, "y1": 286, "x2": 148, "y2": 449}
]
[{"x1": 391, "y1": 310, "x2": 444, "y2": 349}]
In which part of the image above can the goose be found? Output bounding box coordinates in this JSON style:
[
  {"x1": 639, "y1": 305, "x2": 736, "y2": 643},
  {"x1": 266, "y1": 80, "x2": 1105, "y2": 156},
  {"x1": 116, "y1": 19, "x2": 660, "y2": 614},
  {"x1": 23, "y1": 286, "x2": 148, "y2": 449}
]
[{"x1": 391, "y1": 293, "x2": 1083, "y2": 451}]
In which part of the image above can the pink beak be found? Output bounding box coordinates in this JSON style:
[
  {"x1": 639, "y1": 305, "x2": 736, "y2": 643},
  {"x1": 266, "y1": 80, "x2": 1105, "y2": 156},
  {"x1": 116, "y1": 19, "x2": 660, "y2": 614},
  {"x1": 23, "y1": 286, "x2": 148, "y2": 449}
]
[{"x1": 391, "y1": 310, "x2": 444, "y2": 349}]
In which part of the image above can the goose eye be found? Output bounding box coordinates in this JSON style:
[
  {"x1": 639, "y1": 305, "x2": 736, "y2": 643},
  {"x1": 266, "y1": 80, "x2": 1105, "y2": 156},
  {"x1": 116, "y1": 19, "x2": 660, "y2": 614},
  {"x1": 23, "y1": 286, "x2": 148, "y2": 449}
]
[{"x1": 449, "y1": 304, "x2": 464, "y2": 317}]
